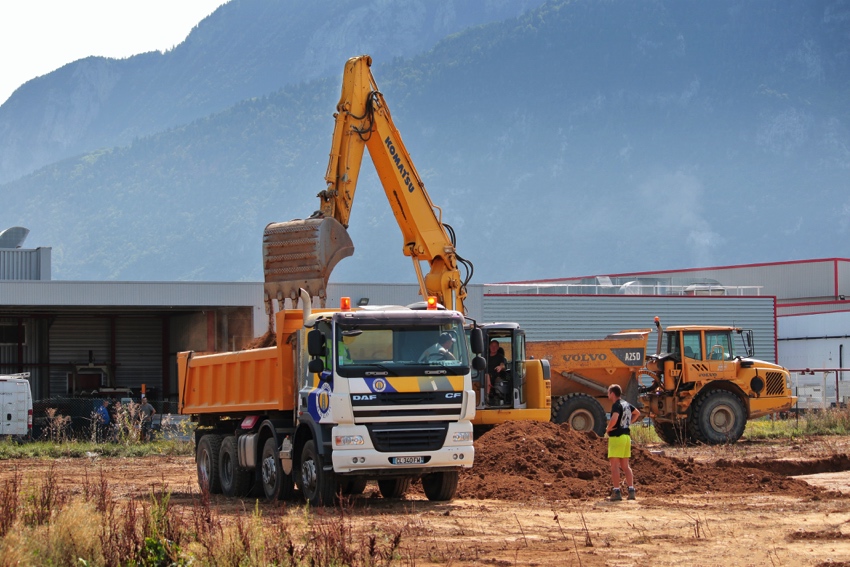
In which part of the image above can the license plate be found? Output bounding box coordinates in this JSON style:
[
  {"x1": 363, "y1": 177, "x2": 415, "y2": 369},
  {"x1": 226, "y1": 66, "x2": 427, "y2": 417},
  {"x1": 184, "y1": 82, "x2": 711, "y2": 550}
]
[{"x1": 391, "y1": 456, "x2": 425, "y2": 465}]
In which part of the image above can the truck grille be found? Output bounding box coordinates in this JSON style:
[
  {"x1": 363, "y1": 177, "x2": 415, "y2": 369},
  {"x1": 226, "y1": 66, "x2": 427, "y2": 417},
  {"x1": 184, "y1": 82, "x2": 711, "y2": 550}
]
[
  {"x1": 367, "y1": 423, "x2": 448, "y2": 453},
  {"x1": 351, "y1": 391, "x2": 463, "y2": 421},
  {"x1": 765, "y1": 372, "x2": 786, "y2": 396}
]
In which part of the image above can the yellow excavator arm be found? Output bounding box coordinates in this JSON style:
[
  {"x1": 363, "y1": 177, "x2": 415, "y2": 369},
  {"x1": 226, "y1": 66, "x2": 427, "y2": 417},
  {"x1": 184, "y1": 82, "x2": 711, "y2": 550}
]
[{"x1": 263, "y1": 55, "x2": 470, "y2": 314}]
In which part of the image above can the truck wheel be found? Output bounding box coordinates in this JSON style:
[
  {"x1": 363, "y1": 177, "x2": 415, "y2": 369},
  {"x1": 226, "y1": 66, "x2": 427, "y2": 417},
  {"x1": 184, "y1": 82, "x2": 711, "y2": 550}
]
[
  {"x1": 688, "y1": 390, "x2": 746, "y2": 444},
  {"x1": 422, "y1": 471, "x2": 459, "y2": 502},
  {"x1": 261, "y1": 437, "x2": 295, "y2": 501},
  {"x1": 653, "y1": 420, "x2": 690, "y2": 446},
  {"x1": 299, "y1": 440, "x2": 337, "y2": 506},
  {"x1": 220, "y1": 436, "x2": 252, "y2": 497},
  {"x1": 377, "y1": 477, "x2": 411, "y2": 499},
  {"x1": 197, "y1": 434, "x2": 223, "y2": 494},
  {"x1": 551, "y1": 393, "x2": 607, "y2": 437},
  {"x1": 340, "y1": 477, "x2": 368, "y2": 496}
]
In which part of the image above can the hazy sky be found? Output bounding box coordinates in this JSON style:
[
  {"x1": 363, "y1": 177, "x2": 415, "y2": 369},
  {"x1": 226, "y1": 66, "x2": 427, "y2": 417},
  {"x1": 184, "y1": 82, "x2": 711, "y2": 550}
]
[{"x1": 0, "y1": 0, "x2": 228, "y2": 105}]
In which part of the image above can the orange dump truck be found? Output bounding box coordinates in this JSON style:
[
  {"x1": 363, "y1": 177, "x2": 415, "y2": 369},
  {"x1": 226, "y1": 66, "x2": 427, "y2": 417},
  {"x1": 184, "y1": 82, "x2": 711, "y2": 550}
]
[
  {"x1": 178, "y1": 296, "x2": 481, "y2": 506},
  {"x1": 527, "y1": 330, "x2": 651, "y2": 436}
]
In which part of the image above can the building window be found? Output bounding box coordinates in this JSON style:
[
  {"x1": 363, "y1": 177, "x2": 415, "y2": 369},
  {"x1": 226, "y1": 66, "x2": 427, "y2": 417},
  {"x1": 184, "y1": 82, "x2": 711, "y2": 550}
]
[{"x1": 0, "y1": 324, "x2": 25, "y2": 345}]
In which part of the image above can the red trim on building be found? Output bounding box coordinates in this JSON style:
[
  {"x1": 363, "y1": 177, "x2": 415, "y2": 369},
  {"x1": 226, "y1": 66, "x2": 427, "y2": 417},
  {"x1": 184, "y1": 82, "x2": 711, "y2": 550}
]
[
  {"x1": 779, "y1": 299, "x2": 850, "y2": 308},
  {"x1": 778, "y1": 309, "x2": 850, "y2": 317},
  {"x1": 483, "y1": 293, "x2": 770, "y2": 299},
  {"x1": 773, "y1": 297, "x2": 778, "y2": 364},
  {"x1": 500, "y1": 257, "x2": 850, "y2": 285},
  {"x1": 835, "y1": 259, "x2": 840, "y2": 299}
]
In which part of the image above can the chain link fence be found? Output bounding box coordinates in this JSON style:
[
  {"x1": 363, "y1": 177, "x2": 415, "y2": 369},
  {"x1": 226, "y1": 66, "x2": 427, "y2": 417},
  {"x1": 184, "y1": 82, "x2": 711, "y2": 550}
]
[{"x1": 32, "y1": 397, "x2": 185, "y2": 441}]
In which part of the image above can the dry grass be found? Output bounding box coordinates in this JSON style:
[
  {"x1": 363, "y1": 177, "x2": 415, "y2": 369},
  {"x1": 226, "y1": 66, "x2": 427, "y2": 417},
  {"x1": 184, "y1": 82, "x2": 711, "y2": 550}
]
[{"x1": 0, "y1": 466, "x2": 404, "y2": 566}]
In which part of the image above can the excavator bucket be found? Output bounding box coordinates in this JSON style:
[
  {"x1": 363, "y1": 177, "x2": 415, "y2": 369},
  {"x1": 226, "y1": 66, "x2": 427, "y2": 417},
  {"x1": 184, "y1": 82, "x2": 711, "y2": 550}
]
[{"x1": 262, "y1": 217, "x2": 354, "y2": 310}]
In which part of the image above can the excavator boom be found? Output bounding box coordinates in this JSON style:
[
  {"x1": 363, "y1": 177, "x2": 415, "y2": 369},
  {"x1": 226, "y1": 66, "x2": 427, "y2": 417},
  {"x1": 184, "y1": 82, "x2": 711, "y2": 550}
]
[{"x1": 263, "y1": 55, "x2": 468, "y2": 314}]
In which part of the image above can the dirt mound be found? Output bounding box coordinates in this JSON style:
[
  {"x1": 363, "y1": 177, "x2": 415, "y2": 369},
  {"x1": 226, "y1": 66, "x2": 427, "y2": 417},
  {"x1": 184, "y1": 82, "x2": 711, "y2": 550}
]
[
  {"x1": 458, "y1": 421, "x2": 825, "y2": 501},
  {"x1": 717, "y1": 454, "x2": 850, "y2": 477}
]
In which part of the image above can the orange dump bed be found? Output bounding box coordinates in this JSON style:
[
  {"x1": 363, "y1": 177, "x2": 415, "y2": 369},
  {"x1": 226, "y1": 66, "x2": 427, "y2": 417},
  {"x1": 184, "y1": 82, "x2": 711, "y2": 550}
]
[
  {"x1": 527, "y1": 330, "x2": 650, "y2": 399},
  {"x1": 177, "y1": 347, "x2": 295, "y2": 415},
  {"x1": 178, "y1": 308, "x2": 311, "y2": 416}
]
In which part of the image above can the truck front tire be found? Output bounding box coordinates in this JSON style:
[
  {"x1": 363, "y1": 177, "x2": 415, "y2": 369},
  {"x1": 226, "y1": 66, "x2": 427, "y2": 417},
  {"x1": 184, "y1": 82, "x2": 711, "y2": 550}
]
[
  {"x1": 378, "y1": 477, "x2": 411, "y2": 499},
  {"x1": 261, "y1": 437, "x2": 295, "y2": 501},
  {"x1": 422, "y1": 471, "x2": 459, "y2": 501},
  {"x1": 197, "y1": 434, "x2": 223, "y2": 494},
  {"x1": 551, "y1": 393, "x2": 607, "y2": 437},
  {"x1": 299, "y1": 439, "x2": 337, "y2": 506},
  {"x1": 689, "y1": 390, "x2": 746, "y2": 444},
  {"x1": 220, "y1": 436, "x2": 252, "y2": 497}
]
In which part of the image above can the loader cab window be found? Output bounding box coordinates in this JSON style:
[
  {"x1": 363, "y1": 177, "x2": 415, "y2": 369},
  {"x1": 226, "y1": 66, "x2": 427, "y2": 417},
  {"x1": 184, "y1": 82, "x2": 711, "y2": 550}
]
[
  {"x1": 706, "y1": 331, "x2": 733, "y2": 360},
  {"x1": 682, "y1": 332, "x2": 702, "y2": 360}
]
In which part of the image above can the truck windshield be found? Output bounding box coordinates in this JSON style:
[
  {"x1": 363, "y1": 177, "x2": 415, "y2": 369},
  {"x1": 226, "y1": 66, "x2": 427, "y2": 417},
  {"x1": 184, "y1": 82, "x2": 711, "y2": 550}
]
[{"x1": 334, "y1": 322, "x2": 470, "y2": 377}]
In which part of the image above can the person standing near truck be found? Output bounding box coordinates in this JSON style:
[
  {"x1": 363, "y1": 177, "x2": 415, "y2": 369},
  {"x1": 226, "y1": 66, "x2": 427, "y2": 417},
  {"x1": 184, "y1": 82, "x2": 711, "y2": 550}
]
[
  {"x1": 139, "y1": 395, "x2": 156, "y2": 441},
  {"x1": 94, "y1": 399, "x2": 111, "y2": 442},
  {"x1": 606, "y1": 384, "x2": 640, "y2": 501}
]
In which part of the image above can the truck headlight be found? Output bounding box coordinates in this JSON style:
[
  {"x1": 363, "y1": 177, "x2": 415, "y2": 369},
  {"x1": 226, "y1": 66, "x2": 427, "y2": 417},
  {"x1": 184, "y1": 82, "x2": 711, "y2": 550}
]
[
  {"x1": 452, "y1": 432, "x2": 471, "y2": 442},
  {"x1": 334, "y1": 435, "x2": 364, "y2": 446}
]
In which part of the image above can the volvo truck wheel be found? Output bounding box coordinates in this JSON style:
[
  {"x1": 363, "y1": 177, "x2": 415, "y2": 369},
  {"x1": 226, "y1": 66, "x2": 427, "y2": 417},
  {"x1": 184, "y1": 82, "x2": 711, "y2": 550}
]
[
  {"x1": 220, "y1": 436, "x2": 252, "y2": 497},
  {"x1": 551, "y1": 393, "x2": 607, "y2": 437},
  {"x1": 197, "y1": 434, "x2": 223, "y2": 494},
  {"x1": 688, "y1": 390, "x2": 746, "y2": 444},
  {"x1": 299, "y1": 440, "x2": 337, "y2": 506},
  {"x1": 378, "y1": 477, "x2": 411, "y2": 499},
  {"x1": 261, "y1": 437, "x2": 295, "y2": 501},
  {"x1": 422, "y1": 471, "x2": 459, "y2": 502}
]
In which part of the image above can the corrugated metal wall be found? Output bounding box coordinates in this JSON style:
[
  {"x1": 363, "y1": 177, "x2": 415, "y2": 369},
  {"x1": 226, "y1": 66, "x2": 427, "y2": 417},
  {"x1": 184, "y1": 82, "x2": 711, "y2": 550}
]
[
  {"x1": 0, "y1": 317, "x2": 47, "y2": 398},
  {"x1": 48, "y1": 316, "x2": 166, "y2": 397},
  {"x1": 0, "y1": 248, "x2": 50, "y2": 280},
  {"x1": 115, "y1": 318, "x2": 162, "y2": 390},
  {"x1": 49, "y1": 318, "x2": 111, "y2": 396},
  {"x1": 483, "y1": 295, "x2": 778, "y2": 362}
]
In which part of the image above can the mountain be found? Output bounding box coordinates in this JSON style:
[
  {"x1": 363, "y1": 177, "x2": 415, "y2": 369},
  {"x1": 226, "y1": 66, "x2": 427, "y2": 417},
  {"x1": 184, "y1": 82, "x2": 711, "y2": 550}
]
[
  {"x1": 1, "y1": 0, "x2": 849, "y2": 285},
  {"x1": 0, "y1": 0, "x2": 546, "y2": 184}
]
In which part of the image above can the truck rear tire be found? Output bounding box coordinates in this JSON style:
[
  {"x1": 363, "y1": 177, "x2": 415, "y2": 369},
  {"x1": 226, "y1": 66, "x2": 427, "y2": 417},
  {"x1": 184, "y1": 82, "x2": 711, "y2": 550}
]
[
  {"x1": 378, "y1": 477, "x2": 411, "y2": 499},
  {"x1": 299, "y1": 440, "x2": 337, "y2": 507},
  {"x1": 197, "y1": 434, "x2": 223, "y2": 494},
  {"x1": 653, "y1": 420, "x2": 690, "y2": 445},
  {"x1": 261, "y1": 437, "x2": 295, "y2": 501},
  {"x1": 688, "y1": 390, "x2": 746, "y2": 444},
  {"x1": 551, "y1": 393, "x2": 607, "y2": 437},
  {"x1": 422, "y1": 471, "x2": 459, "y2": 501},
  {"x1": 220, "y1": 436, "x2": 252, "y2": 497}
]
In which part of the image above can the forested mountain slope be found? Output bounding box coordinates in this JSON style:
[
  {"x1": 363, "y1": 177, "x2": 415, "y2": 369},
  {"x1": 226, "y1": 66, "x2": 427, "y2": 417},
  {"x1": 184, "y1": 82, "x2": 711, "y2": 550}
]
[{"x1": 2, "y1": 0, "x2": 848, "y2": 283}]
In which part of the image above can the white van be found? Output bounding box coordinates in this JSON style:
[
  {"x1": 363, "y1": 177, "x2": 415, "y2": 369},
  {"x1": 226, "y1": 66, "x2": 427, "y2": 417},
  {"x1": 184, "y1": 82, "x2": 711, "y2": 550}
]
[{"x1": 0, "y1": 373, "x2": 33, "y2": 439}]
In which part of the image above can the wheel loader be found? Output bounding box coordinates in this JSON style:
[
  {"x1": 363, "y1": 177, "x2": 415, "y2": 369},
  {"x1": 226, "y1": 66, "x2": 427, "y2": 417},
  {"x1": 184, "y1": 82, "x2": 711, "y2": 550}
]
[{"x1": 642, "y1": 317, "x2": 796, "y2": 444}]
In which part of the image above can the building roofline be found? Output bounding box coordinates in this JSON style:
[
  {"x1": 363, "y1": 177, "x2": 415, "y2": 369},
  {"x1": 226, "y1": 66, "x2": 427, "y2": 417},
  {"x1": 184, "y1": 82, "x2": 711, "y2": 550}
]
[{"x1": 498, "y1": 257, "x2": 850, "y2": 285}]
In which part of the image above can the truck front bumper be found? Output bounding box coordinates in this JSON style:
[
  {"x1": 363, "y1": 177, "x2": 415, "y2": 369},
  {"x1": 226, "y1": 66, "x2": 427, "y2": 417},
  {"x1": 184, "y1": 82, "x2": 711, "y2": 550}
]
[{"x1": 330, "y1": 421, "x2": 474, "y2": 474}]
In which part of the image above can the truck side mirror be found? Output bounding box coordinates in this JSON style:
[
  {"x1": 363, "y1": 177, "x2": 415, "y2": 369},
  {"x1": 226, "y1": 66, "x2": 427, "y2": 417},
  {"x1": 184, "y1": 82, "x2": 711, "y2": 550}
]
[
  {"x1": 307, "y1": 329, "x2": 327, "y2": 357},
  {"x1": 308, "y1": 358, "x2": 325, "y2": 374},
  {"x1": 470, "y1": 328, "x2": 485, "y2": 355},
  {"x1": 472, "y1": 355, "x2": 486, "y2": 372},
  {"x1": 743, "y1": 330, "x2": 754, "y2": 358}
]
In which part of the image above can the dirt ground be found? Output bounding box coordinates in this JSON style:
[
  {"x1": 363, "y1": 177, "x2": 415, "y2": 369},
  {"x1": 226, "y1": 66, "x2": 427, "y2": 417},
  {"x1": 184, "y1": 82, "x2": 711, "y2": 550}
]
[{"x1": 2, "y1": 425, "x2": 850, "y2": 566}]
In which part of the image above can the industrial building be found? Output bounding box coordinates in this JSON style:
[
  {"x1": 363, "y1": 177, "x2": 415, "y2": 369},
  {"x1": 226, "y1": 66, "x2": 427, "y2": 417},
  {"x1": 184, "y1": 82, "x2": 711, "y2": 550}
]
[{"x1": 1, "y1": 226, "x2": 847, "y2": 406}]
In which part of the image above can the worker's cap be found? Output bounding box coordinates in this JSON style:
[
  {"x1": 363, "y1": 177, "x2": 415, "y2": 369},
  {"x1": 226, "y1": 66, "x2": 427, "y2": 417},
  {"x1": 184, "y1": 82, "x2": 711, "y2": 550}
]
[
  {"x1": 140, "y1": 394, "x2": 146, "y2": 399},
  {"x1": 439, "y1": 332, "x2": 455, "y2": 344}
]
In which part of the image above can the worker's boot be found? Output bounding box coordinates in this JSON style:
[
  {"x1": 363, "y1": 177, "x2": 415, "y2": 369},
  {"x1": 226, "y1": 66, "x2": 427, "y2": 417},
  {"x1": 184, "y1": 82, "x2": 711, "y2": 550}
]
[
  {"x1": 628, "y1": 487, "x2": 636, "y2": 500},
  {"x1": 610, "y1": 488, "x2": 622, "y2": 502}
]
